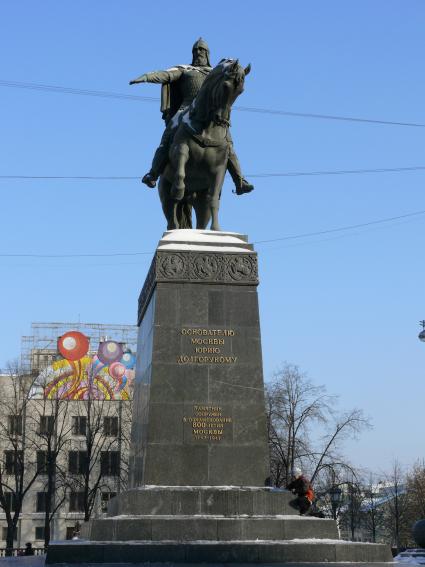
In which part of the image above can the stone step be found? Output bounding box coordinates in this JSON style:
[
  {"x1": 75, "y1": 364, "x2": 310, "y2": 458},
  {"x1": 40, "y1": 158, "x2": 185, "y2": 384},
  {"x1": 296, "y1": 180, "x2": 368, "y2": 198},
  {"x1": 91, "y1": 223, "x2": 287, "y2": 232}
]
[
  {"x1": 107, "y1": 486, "x2": 298, "y2": 517},
  {"x1": 83, "y1": 515, "x2": 338, "y2": 542},
  {"x1": 46, "y1": 540, "x2": 393, "y2": 564}
]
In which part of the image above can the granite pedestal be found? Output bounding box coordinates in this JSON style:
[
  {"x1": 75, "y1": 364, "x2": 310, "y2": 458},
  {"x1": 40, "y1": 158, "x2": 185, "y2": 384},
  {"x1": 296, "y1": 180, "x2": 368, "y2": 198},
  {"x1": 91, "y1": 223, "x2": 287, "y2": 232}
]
[
  {"x1": 46, "y1": 231, "x2": 392, "y2": 564},
  {"x1": 130, "y1": 230, "x2": 269, "y2": 488}
]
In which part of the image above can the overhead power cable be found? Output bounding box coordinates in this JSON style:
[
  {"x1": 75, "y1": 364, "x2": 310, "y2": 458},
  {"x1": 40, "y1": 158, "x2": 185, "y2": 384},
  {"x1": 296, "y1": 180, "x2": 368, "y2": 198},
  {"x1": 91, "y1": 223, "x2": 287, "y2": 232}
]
[
  {"x1": 1, "y1": 165, "x2": 425, "y2": 181},
  {"x1": 1, "y1": 79, "x2": 424, "y2": 128},
  {"x1": 1, "y1": 208, "x2": 424, "y2": 258},
  {"x1": 253, "y1": 209, "x2": 425, "y2": 244},
  {"x1": 0, "y1": 80, "x2": 158, "y2": 103}
]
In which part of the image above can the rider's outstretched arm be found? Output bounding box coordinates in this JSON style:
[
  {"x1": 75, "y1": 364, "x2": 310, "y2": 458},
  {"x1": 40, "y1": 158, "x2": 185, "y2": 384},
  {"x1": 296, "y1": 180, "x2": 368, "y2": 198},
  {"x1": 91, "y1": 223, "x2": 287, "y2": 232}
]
[{"x1": 129, "y1": 67, "x2": 183, "y2": 85}]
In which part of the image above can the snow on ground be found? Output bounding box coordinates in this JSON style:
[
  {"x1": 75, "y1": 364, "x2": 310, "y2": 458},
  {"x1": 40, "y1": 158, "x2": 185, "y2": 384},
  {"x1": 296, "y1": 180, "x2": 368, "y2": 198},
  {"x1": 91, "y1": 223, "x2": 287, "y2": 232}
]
[
  {"x1": 52, "y1": 538, "x2": 375, "y2": 545},
  {"x1": 137, "y1": 485, "x2": 277, "y2": 490},
  {"x1": 395, "y1": 550, "x2": 425, "y2": 565},
  {"x1": 105, "y1": 514, "x2": 329, "y2": 521}
]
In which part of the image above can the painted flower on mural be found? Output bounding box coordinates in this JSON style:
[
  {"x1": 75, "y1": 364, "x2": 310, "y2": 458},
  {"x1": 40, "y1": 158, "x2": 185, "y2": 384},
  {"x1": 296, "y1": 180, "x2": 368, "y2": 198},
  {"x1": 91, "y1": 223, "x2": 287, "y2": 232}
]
[{"x1": 38, "y1": 331, "x2": 135, "y2": 400}]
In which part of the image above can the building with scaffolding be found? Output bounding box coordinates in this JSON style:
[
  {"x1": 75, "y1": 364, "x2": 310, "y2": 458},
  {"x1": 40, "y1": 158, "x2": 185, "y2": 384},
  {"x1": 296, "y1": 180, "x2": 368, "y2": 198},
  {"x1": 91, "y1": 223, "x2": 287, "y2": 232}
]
[
  {"x1": 21, "y1": 321, "x2": 137, "y2": 376},
  {"x1": 0, "y1": 321, "x2": 137, "y2": 551}
]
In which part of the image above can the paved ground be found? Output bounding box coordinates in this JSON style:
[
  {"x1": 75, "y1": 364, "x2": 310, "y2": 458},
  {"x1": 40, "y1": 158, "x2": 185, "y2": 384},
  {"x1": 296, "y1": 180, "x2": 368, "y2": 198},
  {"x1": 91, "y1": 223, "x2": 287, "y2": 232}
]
[
  {"x1": 0, "y1": 558, "x2": 397, "y2": 567},
  {"x1": 0, "y1": 558, "x2": 45, "y2": 566}
]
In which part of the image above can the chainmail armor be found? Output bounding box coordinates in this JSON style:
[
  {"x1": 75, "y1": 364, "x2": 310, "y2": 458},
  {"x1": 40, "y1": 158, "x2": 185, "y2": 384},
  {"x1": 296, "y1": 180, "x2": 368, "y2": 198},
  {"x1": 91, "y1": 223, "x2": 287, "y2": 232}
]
[{"x1": 179, "y1": 69, "x2": 208, "y2": 109}]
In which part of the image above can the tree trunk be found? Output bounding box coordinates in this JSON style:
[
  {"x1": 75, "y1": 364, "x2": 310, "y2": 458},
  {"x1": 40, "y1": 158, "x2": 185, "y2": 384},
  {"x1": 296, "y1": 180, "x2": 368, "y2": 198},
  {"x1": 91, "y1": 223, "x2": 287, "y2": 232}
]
[{"x1": 6, "y1": 525, "x2": 15, "y2": 556}]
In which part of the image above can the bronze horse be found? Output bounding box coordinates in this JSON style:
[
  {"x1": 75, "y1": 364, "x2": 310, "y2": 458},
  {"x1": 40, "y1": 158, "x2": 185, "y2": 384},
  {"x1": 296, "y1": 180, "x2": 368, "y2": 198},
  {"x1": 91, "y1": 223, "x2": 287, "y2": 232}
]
[{"x1": 158, "y1": 59, "x2": 251, "y2": 231}]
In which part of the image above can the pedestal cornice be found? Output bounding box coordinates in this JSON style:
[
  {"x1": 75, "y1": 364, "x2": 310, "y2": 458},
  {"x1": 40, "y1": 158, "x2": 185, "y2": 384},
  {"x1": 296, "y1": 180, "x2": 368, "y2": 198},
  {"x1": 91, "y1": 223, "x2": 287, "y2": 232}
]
[{"x1": 138, "y1": 231, "x2": 259, "y2": 325}]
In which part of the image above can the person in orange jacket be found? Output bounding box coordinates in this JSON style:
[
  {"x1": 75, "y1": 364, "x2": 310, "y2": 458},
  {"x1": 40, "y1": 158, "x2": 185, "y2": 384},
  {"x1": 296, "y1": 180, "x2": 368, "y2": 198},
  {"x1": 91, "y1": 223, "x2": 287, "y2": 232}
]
[{"x1": 287, "y1": 467, "x2": 315, "y2": 515}]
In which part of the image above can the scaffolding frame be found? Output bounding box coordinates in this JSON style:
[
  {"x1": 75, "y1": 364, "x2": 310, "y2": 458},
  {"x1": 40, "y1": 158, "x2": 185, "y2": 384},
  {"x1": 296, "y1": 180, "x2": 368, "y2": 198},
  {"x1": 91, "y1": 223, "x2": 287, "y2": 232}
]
[{"x1": 21, "y1": 321, "x2": 138, "y2": 373}]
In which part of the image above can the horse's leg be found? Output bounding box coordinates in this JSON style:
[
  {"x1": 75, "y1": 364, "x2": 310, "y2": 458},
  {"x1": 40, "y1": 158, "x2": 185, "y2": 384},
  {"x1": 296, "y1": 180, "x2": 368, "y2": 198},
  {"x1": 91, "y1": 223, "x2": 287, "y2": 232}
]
[
  {"x1": 208, "y1": 167, "x2": 226, "y2": 231},
  {"x1": 159, "y1": 175, "x2": 179, "y2": 230},
  {"x1": 170, "y1": 143, "x2": 189, "y2": 201},
  {"x1": 193, "y1": 193, "x2": 211, "y2": 229}
]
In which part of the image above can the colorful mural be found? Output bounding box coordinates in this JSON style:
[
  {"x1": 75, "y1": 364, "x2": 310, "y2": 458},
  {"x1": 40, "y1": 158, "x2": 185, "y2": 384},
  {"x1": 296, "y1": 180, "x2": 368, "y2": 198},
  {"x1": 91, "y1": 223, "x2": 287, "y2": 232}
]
[{"x1": 40, "y1": 331, "x2": 135, "y2": 400}]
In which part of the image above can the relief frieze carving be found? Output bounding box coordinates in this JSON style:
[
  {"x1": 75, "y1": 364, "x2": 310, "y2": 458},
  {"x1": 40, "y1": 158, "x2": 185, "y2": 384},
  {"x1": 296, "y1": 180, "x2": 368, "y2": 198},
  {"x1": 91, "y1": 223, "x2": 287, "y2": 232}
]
[
  {"x1": 226, "y1": 255, "x2": 257, "y2": 281},
  {"x1": 156, "y1": 251, "x2": 258, "y2": 284},
  {"x1": 191, "y1": 254, "x2": 223, "y2": 280},
  {"x1": 138, "y1": 250, "x2": 258, "y2": 324},
  {"x1": 157, "y1": 252, "x2": 187, "y2": 279}
]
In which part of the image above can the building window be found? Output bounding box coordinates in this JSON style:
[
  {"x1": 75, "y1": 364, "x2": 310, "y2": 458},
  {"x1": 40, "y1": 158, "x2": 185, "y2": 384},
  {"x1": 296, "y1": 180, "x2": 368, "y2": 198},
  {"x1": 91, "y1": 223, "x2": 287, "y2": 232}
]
[
  {"x1": 69, "y1": 492, "x2": 85, "y2": 512},
  {"x1": 71, "y1": 416, "x2": 87, "y2": 436},
  {"x1": 35, "y1": 526, "x2": 45, "y2": 541},
  {"x1": 2, "y1": 526, "x2": 17, "y2": 541},
  {"x1": 103, "y1": 416, "x2": 118, "y2": 437},
  {"x1": 100, "y1": 451, "x2": 120, "y2": 477},
  {"x1": 37, "y1": 450, "x2": 48, "y2": 473},
  {"x1": 101, "y1": 491, "x2": 117, "y2": 512},
  {"x1": 4, "y1": 450, "x2": 23, "y2": 475},
  {"x1": 4, "y1": 492, "x2": 17, "y2": 512},
  {"x1": 68, "y1": 451, "x2": 87, "y2": 475},
  {"x1": 36, "y1": 492, "x2": 48, "y2": 513},
  {"x1": 39, "y1": 415, "x2": 54, "y2": 435},
  {"x1": 8, "y1": 415, "x2": 22, "y2": 436}
]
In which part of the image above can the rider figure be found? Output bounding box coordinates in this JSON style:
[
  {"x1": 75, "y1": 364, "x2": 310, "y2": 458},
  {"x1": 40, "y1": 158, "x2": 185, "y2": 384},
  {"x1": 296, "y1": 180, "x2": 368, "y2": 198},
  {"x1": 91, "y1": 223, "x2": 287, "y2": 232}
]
[{"x1": 129, "y1": 38, "x2": 254, "y2": 196}]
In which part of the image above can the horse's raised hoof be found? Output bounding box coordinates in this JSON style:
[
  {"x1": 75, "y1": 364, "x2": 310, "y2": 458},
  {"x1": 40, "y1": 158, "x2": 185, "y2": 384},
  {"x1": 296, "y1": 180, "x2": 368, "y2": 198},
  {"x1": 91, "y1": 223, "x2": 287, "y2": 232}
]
[
  {"x1": 142, "y1": 173, "x2": 157, "y2": 188},
  {"x1": 235, "y1": 179, "x2": 254, "y2": 195}
]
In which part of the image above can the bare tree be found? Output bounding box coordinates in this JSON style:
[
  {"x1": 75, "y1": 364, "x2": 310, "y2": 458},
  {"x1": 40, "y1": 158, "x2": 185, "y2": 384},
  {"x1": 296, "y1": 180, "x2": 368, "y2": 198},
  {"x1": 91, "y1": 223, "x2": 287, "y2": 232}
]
[
  {"x1": 67, "y1": 395, "x2": 131, "y2": 522},
  {"x1": 266, "y1": 363, "x2": 332, "y2": 486},
  {"x1": 310, "y1": 409, "x2": 370, "y2": 483},
  {"x1": 0, "y1": 363, "x2": 40, "y2": 554},
  {"x1": 28, "y1": 388, "x2": 72, "y2": 547},
  {"x1": 312, "y1": 464, "x2": 353, "y2": 522},
  {"x1": 266, "y1": 363, "x2": 370, "y2": 489},
  {"x1": 405, "y1": 461, "x2": 425, "y2": 527},
  {"x1": 382, "y1": 461, "x2": 410, "y2": 551},
  {"x1": 345, "y1": 479, "x2": 363, "y2": 540},
  {"x1": 361, "y1": 475, "x2": 385, "y2": 543}
]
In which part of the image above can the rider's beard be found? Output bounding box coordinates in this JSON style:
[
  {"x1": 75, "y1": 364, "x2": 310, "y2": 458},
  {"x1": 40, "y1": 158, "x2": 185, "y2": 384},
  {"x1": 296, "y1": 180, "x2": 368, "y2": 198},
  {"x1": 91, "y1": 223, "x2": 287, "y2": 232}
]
[{"x1": 193, "y1": 54, "x2": 208, "y2": 67}]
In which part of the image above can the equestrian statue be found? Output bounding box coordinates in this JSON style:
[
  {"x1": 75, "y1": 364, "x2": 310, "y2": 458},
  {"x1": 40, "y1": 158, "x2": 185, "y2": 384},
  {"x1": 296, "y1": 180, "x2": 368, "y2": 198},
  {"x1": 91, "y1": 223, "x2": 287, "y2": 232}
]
[{"x1": 129, "y1": 39, "x2": 252, "y2": 230}]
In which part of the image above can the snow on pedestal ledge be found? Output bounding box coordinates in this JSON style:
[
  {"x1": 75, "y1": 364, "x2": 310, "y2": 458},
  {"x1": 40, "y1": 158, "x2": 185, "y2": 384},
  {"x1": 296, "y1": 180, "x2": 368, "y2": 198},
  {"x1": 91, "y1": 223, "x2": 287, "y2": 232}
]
[{"x1": 157, "y1": 229, "x2": 254, "y2": 253}]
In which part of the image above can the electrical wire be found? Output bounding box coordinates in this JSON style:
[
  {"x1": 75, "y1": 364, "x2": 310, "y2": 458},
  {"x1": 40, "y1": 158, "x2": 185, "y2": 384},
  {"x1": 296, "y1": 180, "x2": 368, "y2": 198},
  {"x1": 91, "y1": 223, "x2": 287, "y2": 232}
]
[
  {"x1": 1, "y1": 208, "x2": 424, "y2": 258},
  {"x1": 253, "y1": 209, "x2": 425, "y2": 244},
  {"x1": 1, "y1": 165, "x2": 425, "y2": 181},
  {"x1": 1, "y1": 79, "x2": 424, "y2": 128}
]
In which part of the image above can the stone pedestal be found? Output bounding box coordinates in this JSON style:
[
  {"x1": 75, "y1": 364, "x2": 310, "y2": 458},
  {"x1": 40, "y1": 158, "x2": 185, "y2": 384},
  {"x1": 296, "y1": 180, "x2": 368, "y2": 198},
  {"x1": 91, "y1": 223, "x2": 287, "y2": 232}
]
[
  {"x1": 130, "y1": 229, "x2": 269, "y2": 488},
  {"x1": 46, "y1": 230, "x2": 392, "y2": 564}
]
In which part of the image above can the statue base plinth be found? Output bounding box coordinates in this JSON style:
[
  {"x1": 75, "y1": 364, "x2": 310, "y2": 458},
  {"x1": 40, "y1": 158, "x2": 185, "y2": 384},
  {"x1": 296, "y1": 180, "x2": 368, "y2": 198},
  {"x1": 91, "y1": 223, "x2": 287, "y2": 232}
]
[{"x1": 46, "y1": 230, "x2": 392, "y2": 564}]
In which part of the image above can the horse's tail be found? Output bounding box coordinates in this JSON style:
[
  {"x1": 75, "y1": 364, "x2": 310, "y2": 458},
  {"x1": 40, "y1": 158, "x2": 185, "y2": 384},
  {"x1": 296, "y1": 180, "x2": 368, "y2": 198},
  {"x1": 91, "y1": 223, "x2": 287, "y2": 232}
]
[{"x1": 177, "y1": 202, "x2": 193, "y2": 229}]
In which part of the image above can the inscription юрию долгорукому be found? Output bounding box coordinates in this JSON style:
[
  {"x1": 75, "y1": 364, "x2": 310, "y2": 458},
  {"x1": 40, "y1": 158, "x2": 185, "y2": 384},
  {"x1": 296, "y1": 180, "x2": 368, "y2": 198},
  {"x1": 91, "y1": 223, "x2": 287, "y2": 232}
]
[{"x1": 177, "y1": 328, "x2": 237, "y2": 364}]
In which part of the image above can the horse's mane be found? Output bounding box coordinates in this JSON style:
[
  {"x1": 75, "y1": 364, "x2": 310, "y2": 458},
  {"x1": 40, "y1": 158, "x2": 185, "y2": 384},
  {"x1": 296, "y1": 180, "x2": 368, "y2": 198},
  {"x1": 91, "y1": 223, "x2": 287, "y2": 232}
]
[{"x1": 190, "y1": 59, "x2": 242, "y2": 125}]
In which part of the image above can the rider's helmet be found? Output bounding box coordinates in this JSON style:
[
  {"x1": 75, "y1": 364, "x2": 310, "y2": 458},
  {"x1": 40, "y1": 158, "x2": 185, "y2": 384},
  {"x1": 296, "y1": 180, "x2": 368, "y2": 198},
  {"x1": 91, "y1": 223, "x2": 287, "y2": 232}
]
[{"x1": 192, "y1": 37, "x2": 211, "y2": 67}]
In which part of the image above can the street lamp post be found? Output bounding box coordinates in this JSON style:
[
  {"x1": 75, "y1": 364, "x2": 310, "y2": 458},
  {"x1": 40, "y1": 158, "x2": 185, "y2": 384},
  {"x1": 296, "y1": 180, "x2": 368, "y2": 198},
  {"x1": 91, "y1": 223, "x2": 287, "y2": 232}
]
[
  {"x1": 418, "y1": 321, "x2": 425, "y2": 343},
  {"x1": 329, "y1": 485, "x2": 342, "y2": 521}
]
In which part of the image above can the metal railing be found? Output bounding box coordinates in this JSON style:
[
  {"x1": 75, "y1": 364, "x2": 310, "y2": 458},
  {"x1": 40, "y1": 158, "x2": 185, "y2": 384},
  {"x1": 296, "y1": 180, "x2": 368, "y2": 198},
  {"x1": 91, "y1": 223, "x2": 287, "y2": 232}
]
[{"x1": 0, "y1": 547, "x2": 46, "y2": 557}]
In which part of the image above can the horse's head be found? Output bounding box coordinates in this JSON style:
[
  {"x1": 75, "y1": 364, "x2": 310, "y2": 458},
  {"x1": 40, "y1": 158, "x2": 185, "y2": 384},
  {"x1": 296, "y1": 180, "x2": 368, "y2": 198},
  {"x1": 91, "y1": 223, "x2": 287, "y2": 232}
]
[{"x1": 190, "y1": 59, "x2": 251, "y2": 126}]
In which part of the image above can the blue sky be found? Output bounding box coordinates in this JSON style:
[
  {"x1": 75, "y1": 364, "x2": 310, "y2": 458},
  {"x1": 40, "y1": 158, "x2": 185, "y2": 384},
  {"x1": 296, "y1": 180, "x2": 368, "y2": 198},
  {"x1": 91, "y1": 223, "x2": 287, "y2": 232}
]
[{"x1": 1, "y1": 0, "x2": 424, "y2": 472}]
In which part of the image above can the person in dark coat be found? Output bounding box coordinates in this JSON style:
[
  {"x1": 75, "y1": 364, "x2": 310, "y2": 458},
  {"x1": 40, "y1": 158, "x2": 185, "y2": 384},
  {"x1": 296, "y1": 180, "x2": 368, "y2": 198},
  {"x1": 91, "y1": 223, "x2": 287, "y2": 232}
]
[
  {"x1": 287, "y1": 467, "x2": 315, "y2": 515},
  {"x1": 24, "y1": 542, "x2": 34, "y2": 556}
]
